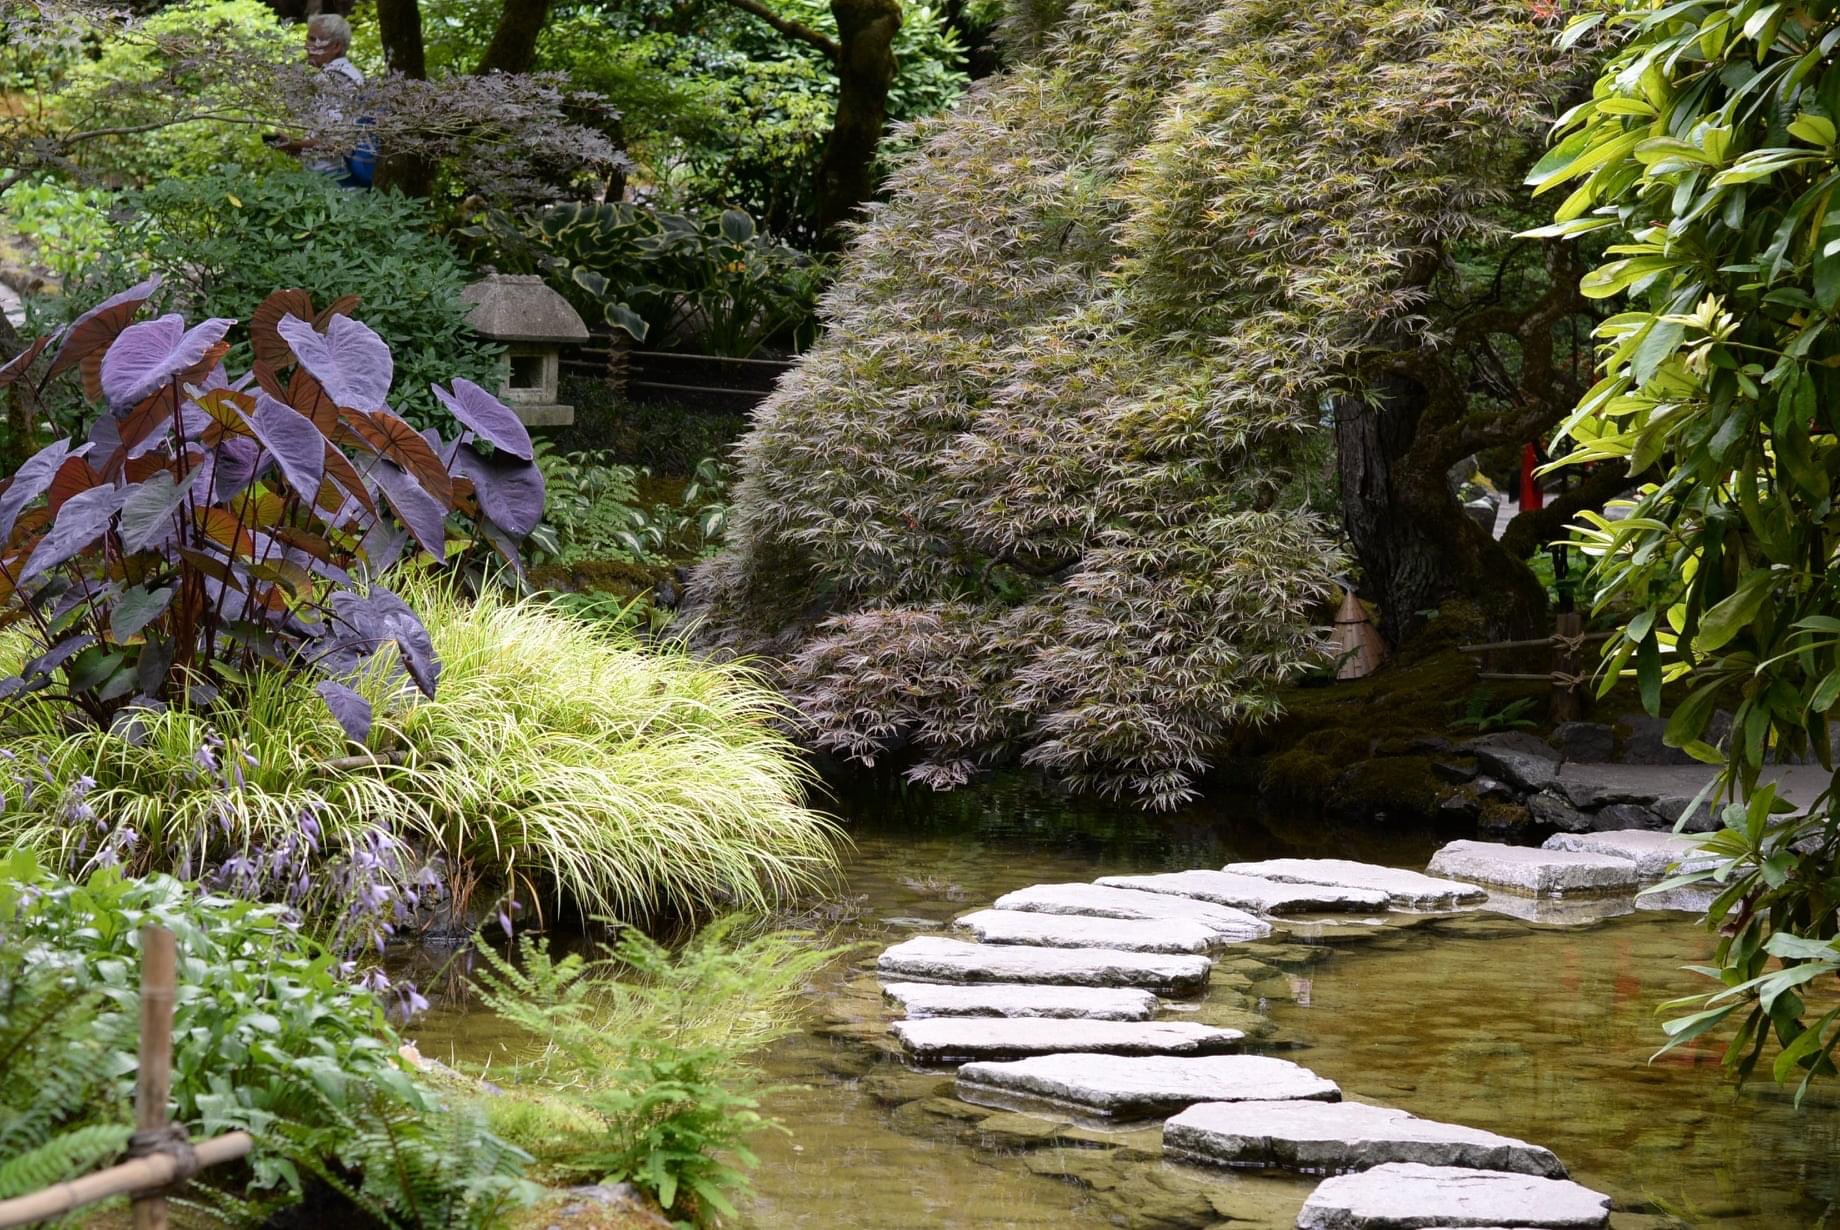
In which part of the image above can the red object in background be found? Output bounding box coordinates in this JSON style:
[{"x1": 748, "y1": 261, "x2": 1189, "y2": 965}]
[{"x1": 1520, "y1": 442, "x2": 1543, "y2": 510}]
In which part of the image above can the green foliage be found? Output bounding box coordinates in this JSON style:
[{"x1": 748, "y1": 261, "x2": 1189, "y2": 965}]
[
  {"x1": 0, "y1": 851, "x2": 534, "y2": 1225},
  {"x1": 74, "y1": 168, "x2": 500, "y2": 425},
  {"x1": 0, "y1": 585, "x2": 838, "y2": 925},
  {"x1": 468, "y1": 918, "x2": 850, "y2": 1225},
  {"x1": 551, "y1": 379, "x2": 748, "y2": 477},
  {"x1": 45, "y1": 0, "x2": 295, "y2": 184},
  {"x1": 1531, "y1": 0, "x2": 1840, "y2": 1096},
  {"x1": 535, "y1": 448, "x2": 731, "y2": 566},
  {"x1": 0, "y1": 175, "x2": 115, "y2": 281},
  {"x1": 695, "y1": 0, "x2": 1574, "y2": 806},
  {"x1": 465, "y1": 201, "x2": 827, "y2": 355},
  {"x1": 1448, "y1": 690, "x2": 1539, "y2": 735}
]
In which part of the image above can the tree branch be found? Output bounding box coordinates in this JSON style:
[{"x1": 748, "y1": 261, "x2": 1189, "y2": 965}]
[{"x1": 711, "y1": 0, "x2": 841, "y2": 61}]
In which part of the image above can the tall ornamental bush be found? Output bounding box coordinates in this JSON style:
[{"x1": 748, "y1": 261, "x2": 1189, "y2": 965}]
[
  {"x1": 693, "y1": 0, "x2": 1577, "y2": 807},
  {"x1": 1531, "y1": 0, "x2": 1840, "y2": 1094}
]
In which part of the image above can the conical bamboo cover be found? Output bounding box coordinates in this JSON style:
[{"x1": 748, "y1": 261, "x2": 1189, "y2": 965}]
[{"x1": 1330, "y1": 588, "x2": 1385, "y2": 680}]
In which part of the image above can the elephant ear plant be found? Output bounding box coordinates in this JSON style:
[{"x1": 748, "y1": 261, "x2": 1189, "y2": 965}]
[{"x1": 0, "y1": 278, "x2": 545, "y2": 742}]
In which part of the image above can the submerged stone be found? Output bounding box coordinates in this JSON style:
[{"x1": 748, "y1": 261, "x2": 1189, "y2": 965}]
[
  {"x1": 1296, "y1": 1162, "x2": 1611, "y2": 1229},
  {"x1": 1425, "y1": 840, "x2": 1641, "y2": 896},
  {"x1": 876, "y1": 936, "x2": 1211, "y2": 996},
  {"x1": 991, "y1": 882, "x2": 1273, "y2": 939},
  {"x1": 1473, "y1": 892, "x2": 1636, "y2": 927},
  {"x1": 1540, "y1": 830, "x2": 1718, "y2": 880},
  {"x1": 881, "y1": 981, "x2": 1159, "y2": 1021},
  {"x1": 892, "y1": 1017, "x2": 1244, "y2": 1062},
  {"x1": 957, "y1": 1053, "x2": 1339, "y2": 1119},
  {"x1": 1095, "y1": 870, "x2": 1391, "y2": 914},
  {"x1": 956, "y1": 908, "x2": 1220, "y2": 953},
  {"x1": 1222, "y1": 858, "x2": 1486, "y2": 909},
  {"x1": 1163, "y1": 1099, "x2": 1564, "y2": 1178}
]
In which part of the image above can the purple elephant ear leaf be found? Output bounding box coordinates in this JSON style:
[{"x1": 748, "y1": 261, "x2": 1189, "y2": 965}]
[
  {"x1": 369, "y1": 460, "x2": 449, "y2": 562},
  {"x1": 245, "y1": 393, "x2": 326, "y2": 507},
  {"x1": 316, "y1": 679, "x2": 373, "y2": 743},
  {"x1": 0, "y1": 335, "x2": 53, "y2": 390},
  {"x1": 367, "y1": 586, "x2": 440, "y2": 697},
  {"x1": 0, "y1": 438, "x2": 80, "y2": 545},
  {"x1": 100, "y1": 314, "x2": 235, "y2": 410},
  {"x1": 432, "y1": 378, "x2": 533, "y2": 461},
  {"x1": 118, "y1": 472, "x2": 193, "y2": 553},
  {"x1": 46, "y1": 274, "x2": 162, "y2": 382},
  {"x1": 23, "y1": 634, "x2": 96, "y2": 680},
  {"x1": 449, "y1": 442, "x2": 545, "y2": 538},
  {"x1": 277, "y1": 313, "x2": 392, "y2": 410},
  {"x1": 18, "y1": 484, "x2": 132, "y2": 582}
]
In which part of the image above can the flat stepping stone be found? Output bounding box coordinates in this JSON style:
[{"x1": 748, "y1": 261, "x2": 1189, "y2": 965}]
[
  {"x1": 1163, "y1": 1100, "x2": 1563, "y2": 1177},
  {"x1": 1296, "y1": 1162, "x2": 1611, "y2": 1229},
  {"x1": 1221, "y1": 858, "x2": 1485, "y2": 909},
  {"x1": 1474, "y1": 891, "x2": 1634, "y2": 927},
  {"x1": 1095, "y1": 870, "x2": 1390, "y2": 914},
  {"x1": 957, "y1": 1053, "x2": 1339, "y2": 1119},
  {"x1": 882, "y1": 982, "x2": 1159, "y2": 1021},
  {"x1": 1540, "y1": 830, "x2": 1717, "y2": 880},
  {"x1": 956, "y1": 908, "x2": 1220, "y2": 953},
  {"x1": 992, "y1": 882, "x2": 1272, "y2": 939},
  {"x1": 877, "y1": 936, "x2": 1211, "y2": 996},
  {"x1": 892, "y1": 1017, "x2": 1243, "y2": 1062},
  {"x1": 1424, "y1": 840, "x2": 1640, "y2": 897}
]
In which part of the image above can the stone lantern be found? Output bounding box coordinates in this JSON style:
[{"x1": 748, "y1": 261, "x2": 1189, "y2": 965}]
[{"x1": 460, "y1": 273, "x2": 590, "y2": 427}]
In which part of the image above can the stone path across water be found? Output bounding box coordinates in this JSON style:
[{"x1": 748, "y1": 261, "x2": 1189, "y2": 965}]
[
  {"x1": 1541, "y1": 829, "x2": 1720, "y2": 879},
  {"x1": 893, "y1": 1017, "x2": 1244, "y2": 1062},
  {"x1": 882, "y1": 982, "x2": 1159, "y2": 1021},
  {"x1": 956, "y1": 908, "x2": 1223, "y2": 953},
  {"x1": 1164, "y1": 1099, "x2": 1565, "y2": 1178},
  {"x1": 862, "y1": 835, "x2": 1703, "y2": 1227}
]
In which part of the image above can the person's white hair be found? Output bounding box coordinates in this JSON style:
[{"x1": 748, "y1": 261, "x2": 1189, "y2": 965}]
[{"x1": 307, "y1": 14, "x2": 352, "y2": 48}]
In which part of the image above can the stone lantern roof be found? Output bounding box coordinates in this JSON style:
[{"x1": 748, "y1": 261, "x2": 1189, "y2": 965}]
[{"x1": 459, "y1": 273, "x2": 589, "y2": 344}]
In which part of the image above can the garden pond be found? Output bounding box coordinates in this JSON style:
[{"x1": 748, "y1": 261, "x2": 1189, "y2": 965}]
[{"x1": 416, "y1": 778, "x2": 1840, "y2": 1229}]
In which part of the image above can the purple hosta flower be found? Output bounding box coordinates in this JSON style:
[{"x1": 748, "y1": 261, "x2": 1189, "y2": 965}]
[
  {"x1": 496, "y1": 898, "x2": 523, "y2": 939},
  {"x1": 298, "y1": 806, "x2": 323, "y2": 854},
  {"x1": 213, "y1": 852, "x2": 262, "y2": 896},
  {"x1": 79, "y1": 824, "x2": 139, "y2": 875},
  {"x1": 392, "y1": 981, "x2": 430, "y2": 1022},
  {"x1": 194, "y1": 730, "x2": 223, "y2": 775},
  {"x1": 360, "y1": 968, "x2": 393, "y2": 995}
]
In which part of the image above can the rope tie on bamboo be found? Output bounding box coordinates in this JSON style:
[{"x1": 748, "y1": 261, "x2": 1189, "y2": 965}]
[
  {"x1": 127, "y1": 1124, "x2": 200, "y2": 1184},
  {"x1": 1552, "y1": 632, "x2": 1592, "y2": 654}
]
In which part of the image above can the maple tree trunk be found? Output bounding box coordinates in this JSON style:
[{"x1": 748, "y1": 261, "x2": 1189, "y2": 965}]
[
  {"x1": 815, "y1": 0, "x2": 900, "y2": 247},
  {"x1": 475, "y1": 0, "x2": 553, "y2": 75}
]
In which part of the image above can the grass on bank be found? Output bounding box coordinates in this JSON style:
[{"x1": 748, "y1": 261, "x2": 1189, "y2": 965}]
[{"x1": 0, "y1": 583, "x2": 841, "y2": 925}]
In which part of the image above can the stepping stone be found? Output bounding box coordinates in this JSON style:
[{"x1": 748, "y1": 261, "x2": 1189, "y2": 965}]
[
  {"x1": 882, "y1": 982, "x2": 1159, "y2": 1021},
  {"x1": 1296, "y1": 1162, "x2": 1611, "y2": 1229},
  {"x1": 1095, "y1": 870, "x2": 1390, "y2": 914},
  {"x1": 1163, "y1": 1100, "x2": 1564, "y2": 1178},
  {"x1": 956, "y1": 908, "x2": 1220, "y2": 953},
  {"x1": 892, "y1": 1017, "x2": 1243, "y2": 1062},
  {"x1": 992, "y1": 882, "x2": 1272, "y2": 939},
  {"x1": 1540, "y1": 830, "x2": 1718, "y2": 880},
  {"x1": 877, "y1": 936, "x2": 1211, "y2": 996},
  {"x1": 1221, "y1": 858, "x2": 1486, "y2": 909},
  {"x1": 1474, "y1": 892, "x2": 1633, "y2": 928},
  {"x1": 1424, "y1": 840, "x2": 1641, "y2": 897},
  {"x1": 957, "y1": 1053, "x2": 1339, "y2": 1119}
]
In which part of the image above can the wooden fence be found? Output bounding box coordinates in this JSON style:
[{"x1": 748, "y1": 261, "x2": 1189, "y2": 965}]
[{"x1": 0, "y1": 927, "x2": 252, "y2": 1230}]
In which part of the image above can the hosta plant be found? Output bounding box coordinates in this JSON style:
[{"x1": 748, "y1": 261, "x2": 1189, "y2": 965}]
[{"x1": 0, "y1": 278, "x2": 545, "y2": 743}]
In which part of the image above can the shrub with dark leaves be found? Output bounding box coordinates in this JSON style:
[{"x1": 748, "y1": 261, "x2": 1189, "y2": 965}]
[{"x1": 0, "y1": 279, "x2": 544, "y2": 741}]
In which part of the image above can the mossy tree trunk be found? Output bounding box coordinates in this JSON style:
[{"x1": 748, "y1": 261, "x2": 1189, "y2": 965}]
[
  {"x1": 373, "y1": 0, "x2": 435, "y2": 197},
  {"x1": 815, "y1": 0, "x2": 901, "y2": 246},
  {"x1": 475, "y1": 0, "x2": 553, "y2": 75}
]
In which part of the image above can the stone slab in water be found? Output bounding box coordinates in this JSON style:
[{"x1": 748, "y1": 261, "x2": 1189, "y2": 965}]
[
  {"x1": 1162, "y1": 1099, "x2": 1563, "y2": 1178},
  {"x1": 876, "y1": 936, "x2": 1211, "y2": 996},
  {"x1": 1424, "y1": 840, "x2": 1641, "y2": 897},
  {"x1": 1474, "y1": 892, "x2": 1634, "y2": 928},
  {"x1": 1220, "y1": 858, "x2": 1486, "y2": 909},
  {"x1": 991, "y1": 882, "x2": 1273, "y2": 939},
  {"x1": 892, "y1": 1017, "x2": 1244, "y2": 1062},
  {"x1": 957, "y1": 1053, "x2": 1339, "y2": 1119},
  {"x1": 881, "y1": 981, "x2": 1159, "y2": 1021},
  {"x1": 1296, "y1": 1162, "x2": 1611, "y2": 1229},
  {"x1": 1095, "y1": 870, "x2": 1391, "y2": 914},
  {"x1": 1540, "y1": 830, "x2": 1717, "y2": 880},
  {"x1": 956, "y1": 908, "x2": 1220, "y2": 953}
]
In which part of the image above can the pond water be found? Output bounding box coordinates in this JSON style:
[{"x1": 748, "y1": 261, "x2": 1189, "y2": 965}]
[{"x1": 422, "y1": 777, "x2": 1840, "y2": 1229}]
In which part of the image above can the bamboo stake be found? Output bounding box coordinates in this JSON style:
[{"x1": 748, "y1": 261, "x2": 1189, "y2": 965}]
[
  {"x1": 132, "y1": 925, "x2": 178, "y2": 1230},
  {"x1": 0, "y1": 1134, "x2": 253, "y2": 1230}
]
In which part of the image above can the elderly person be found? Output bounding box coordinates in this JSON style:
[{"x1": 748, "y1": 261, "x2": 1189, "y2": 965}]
[{"x1": 275, "y1": 15, "x2": 372, "y2": 186}]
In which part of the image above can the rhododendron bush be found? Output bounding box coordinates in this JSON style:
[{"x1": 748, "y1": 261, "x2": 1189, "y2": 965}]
[{"x1": 0, "y1": 278, "x2": 544, "y2": 740}]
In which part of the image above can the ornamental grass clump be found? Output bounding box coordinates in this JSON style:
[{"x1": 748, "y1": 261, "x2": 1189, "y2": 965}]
[{"x1": 692, "y1": 0, "x2": 1579, "y2": 808}]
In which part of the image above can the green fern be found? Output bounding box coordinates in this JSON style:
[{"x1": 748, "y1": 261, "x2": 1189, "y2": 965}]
[{"x1": 0, "y1": 1123, "x2": 131, "y2": 1200}]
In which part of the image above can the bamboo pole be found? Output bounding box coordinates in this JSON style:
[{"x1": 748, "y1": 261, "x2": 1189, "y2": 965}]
[
  {"x1": 132, "y1": 925, "x2": 178, "y2": 1230},
  {"x1": 0, "y1": 1133, "x2": 253, "y2": 1230}
]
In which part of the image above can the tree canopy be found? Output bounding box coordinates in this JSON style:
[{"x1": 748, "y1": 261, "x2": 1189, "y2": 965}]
[{"x1": 692, "y1": 0, "x2": 1579, "y2": 806}]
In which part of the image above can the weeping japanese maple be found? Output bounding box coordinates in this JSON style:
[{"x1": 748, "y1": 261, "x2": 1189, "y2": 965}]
[{"x1": 0, "y1": 279, "x2": 545, "y2": 741}]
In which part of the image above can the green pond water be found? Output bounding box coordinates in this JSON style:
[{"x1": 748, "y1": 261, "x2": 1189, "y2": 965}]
[{"x1": 419, "y1": 779, "x2": 1840, "y2": 1229}]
